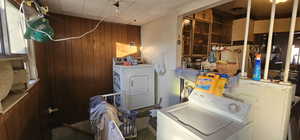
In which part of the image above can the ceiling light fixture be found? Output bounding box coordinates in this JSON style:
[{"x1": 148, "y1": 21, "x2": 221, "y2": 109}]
[
  {"x1": 113, "y1": 0, "x2": 120, "y2": 16},
  {"x1": 270, "y1": 0, "x2": 288, "y2": 4}
]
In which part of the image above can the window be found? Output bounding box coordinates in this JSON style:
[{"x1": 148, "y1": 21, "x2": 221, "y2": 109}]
[
  {"x1": 0, "y1": 19, "x2": 3, "y2": 55},
  {"x1": 1, "y1": 0, "x2": 38, "y2": 80},
  {"x1": 0, "y1": 0, "x2": 10, "y2": 55},
  {"x1": 6, "y1": 1, "x2": 27, "y2": 54}
]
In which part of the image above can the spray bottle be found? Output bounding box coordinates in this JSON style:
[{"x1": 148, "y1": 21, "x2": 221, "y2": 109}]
[{"x1": 252, "y1": 54, "x2": 261, "y2": 81}]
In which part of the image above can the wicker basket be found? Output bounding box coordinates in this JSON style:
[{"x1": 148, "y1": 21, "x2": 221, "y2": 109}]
[
  {"x1": 216, "y1": 62, "x2": 239, "y2": 76},
  {"x1": 217, "y1": 49, "x2": 241, "y2": 76}
]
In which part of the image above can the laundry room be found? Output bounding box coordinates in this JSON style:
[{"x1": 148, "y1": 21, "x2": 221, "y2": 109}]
[{"x1": 0, "y1": 0, "x2": 299, "y2": 140}]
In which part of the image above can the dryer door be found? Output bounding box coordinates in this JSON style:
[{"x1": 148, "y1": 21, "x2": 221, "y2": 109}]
[
  {"x1": 129, "y1": 75, "x2": 149, "y2": 95},
  {"x1": 127, "y1": 74, "x2": 153, "y2": 109}
]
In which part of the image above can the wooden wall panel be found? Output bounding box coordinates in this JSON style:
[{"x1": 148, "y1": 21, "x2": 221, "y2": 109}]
[
  {"x1": 44, "y1": 14, "x2": 141, "y2": 123},
  {"x1": 4, "y1": 1, "x2": 51, "y2": 140},
  {"x1": 1, "y1": 83, "x2": 43, "y2": 140},
  {"x1": 0, "y1": 26, "x2": 51, "y2": 140},
  {"x1": 0, "y1": 115, "x2": 8, "y2": 140},
  {"x1": 34, "y1": 41, "x2": 51, "y2": 140}
]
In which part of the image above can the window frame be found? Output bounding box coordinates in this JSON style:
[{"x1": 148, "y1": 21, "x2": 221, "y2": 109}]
[
  {"x1": 0, "y1": 0, "x2": 11, "y2": 56},
  {"x1": 1, "y1": 0, "x2": 38, "y2": 81}
]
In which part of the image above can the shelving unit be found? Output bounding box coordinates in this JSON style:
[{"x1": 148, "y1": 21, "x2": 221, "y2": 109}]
[
  {"x1": 192, "y1": 20, "x2": 210, "y2": 56},
  {"x1": 181, "y1": 9, "x2": 233, "y2": 69},
  {"x1": 182, "y1": 18, "x2": 193, "y2": 57},
  {"x1": 182, "y1": 10, "x2": 232, "y2": 56}
]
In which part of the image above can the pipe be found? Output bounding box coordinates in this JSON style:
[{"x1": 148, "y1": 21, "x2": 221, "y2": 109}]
[
  {"x1": 283, "y1": 0, "x2": 299, "y2": 83},
  {"x1": 241, "y1": 0, "x2": 252, "y2": 77},
  {"x1": 263, "y1": 0, "x2": 276, "y2": 80}
]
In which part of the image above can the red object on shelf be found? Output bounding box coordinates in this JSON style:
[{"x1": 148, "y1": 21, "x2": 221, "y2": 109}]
[{"x1": 123, "y1": 62, "x2": 132, "y2": 66}]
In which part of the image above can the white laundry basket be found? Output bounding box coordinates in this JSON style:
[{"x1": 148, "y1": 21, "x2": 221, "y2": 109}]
[{"x1": 90, "y1": 93, "x2": 137, "y2": 140}]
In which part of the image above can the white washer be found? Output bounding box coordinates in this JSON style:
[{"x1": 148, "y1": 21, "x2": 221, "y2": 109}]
[{"x1": 157, "y1": 90, "x2": 252, "y2": 140}]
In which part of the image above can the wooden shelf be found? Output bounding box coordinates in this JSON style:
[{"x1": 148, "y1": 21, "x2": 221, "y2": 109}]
[
  {"x1": 182, "y1": 9, "x2": 230, "y2": 59},
  {"x1": 194, "y1": 32, "x2": 209, "y2": 35},
  {"x1": 213, "y1": 21, "x2": 223, "y2": 25},
  {"x1": 191, "y1": 54, "x2": 207, "y2": 57},
  {"x1": 212, "y1": 32, "x2": 222, "y2": 36}
]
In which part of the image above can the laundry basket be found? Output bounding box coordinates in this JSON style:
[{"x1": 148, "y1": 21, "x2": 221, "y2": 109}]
[{"x1": 90, "y1": 93, "x2": 137, "y2": 140}]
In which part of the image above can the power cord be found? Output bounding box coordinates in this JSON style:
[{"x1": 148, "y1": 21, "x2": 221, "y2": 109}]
[
  {"x1": 19, "y1": 0, "x2": 105, "y2": 42},
  {"x1": 19, "y1": 0, "x2": 138, "y2": 42}
]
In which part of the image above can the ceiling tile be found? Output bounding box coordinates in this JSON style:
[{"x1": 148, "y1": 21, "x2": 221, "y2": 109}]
[{"x1": 48, "y1": 0, "x2": 197, "y2": 25}]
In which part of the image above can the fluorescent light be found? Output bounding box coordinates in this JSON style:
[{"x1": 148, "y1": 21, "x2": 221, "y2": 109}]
[{"x1": 270, "y1": 0, "x2": 288, "y2": 4}]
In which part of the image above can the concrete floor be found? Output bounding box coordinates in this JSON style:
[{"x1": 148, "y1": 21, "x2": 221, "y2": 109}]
[
  {"x1": 52, "y1": 121, "x2": 93, "y2": 140},
  {"x1": 51, "y1": 118, "x2": 156, "y2": 140}
]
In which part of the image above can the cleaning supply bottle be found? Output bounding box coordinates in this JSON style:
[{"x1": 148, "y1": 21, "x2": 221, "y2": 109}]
[
  {"x1": 252, "y1": 54, "x2": 261, "y2": 81},
  {"x1": 208, "y1": 46, "x2": 217, "y2": 63}
]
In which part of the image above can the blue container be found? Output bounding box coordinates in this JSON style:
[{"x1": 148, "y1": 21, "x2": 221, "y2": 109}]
[{"x1": 252, "y1": 54, "x2": 261, "y2": 81}]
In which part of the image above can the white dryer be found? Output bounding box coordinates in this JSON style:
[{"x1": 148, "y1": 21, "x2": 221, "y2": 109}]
[
  {"x1": 157, "y1": 90, "x2": 252, "y2": 140},
  {"x1": 113, "y1": 64, "x2": 155, "y2": 110}
]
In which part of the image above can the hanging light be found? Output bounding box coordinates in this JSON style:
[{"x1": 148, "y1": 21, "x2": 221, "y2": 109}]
[
  {"x1": 113, "y1": 0, "x2": 120, "y2": 16},
  {"x1": 270, "y1": 0, "x2": 288, "y2": 4}
]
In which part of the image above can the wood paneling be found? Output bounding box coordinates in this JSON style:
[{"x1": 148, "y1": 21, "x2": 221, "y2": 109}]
[
  {"x1": 0, "y1": 34, "x2": 51, "y2": 140},
  {"x1": 44, "y1": 14, "x2": 141, "y2": 123},
  {"x1": 0, "y1": 115, "x2": 9, "y2": 140},
  {"x1": 34, "y1": 41, "x2": 51, "y2": 140},
  {"x1": 0, "y1": 83, "x2": 43, "y2": 140}
]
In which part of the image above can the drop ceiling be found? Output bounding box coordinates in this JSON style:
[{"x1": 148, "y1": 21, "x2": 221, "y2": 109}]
[{"x1": 46, "y1": 0, "x2": 197, "y2": 25}]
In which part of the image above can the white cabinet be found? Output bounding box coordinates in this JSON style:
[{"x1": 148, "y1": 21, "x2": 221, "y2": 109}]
[
  {"x1": 253, "y1": 18, "x2": 300, "y2": 34},
  {"x1": 113, "y1": 64, "x2": 155, "y2": 110},
  {"x1": 227, "y1": 79, "x2": 295, "y2": 140},
  {"x1": 231, "y1": 18, "x2": 255, "y2": 41}
]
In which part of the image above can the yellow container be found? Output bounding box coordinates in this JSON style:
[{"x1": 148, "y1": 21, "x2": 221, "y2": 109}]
[{"x1": 195, "y1": 73, "x2": 227, "y2": 96}]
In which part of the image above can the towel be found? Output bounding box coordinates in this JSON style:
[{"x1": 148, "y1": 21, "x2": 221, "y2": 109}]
[{"x1": 90, "y1": 96, "x2": 122, "y2": 140}]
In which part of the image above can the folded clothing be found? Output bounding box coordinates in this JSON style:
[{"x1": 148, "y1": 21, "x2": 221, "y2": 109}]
[{"x1": 89, "y1": 95, "x2": 121, "y2": 140}]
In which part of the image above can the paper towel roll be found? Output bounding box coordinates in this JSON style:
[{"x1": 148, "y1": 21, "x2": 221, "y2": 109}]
[{"x1": 0, "y1": 61, "x2": 13, "y2": 101}]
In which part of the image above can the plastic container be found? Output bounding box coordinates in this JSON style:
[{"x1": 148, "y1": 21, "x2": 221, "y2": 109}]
[{"x1": 252, "y1": 54, "x2": 261, "y2": 81}]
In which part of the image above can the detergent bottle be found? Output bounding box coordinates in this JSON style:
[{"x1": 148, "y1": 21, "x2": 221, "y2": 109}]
[
  {"x1": 195, "y1": 73, "x2": 227, "y2": 96},
  {"x1": 252, "y1": 54, "x2": 261, "y2": 81}
]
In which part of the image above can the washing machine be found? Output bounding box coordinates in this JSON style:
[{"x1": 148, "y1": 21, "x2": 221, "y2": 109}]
[{"x1": 157, "y1": 90, "x2": 252, "y2": 140}]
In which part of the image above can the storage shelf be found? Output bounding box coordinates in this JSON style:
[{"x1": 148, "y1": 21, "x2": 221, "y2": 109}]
[{"x1": 0, "y1": 80, "x2": 39, "y2": 114}]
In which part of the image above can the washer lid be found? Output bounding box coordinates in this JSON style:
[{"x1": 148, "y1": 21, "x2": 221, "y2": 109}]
[{"x1": 168, "y1": 105, "x2": 232, "y2": 136}]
